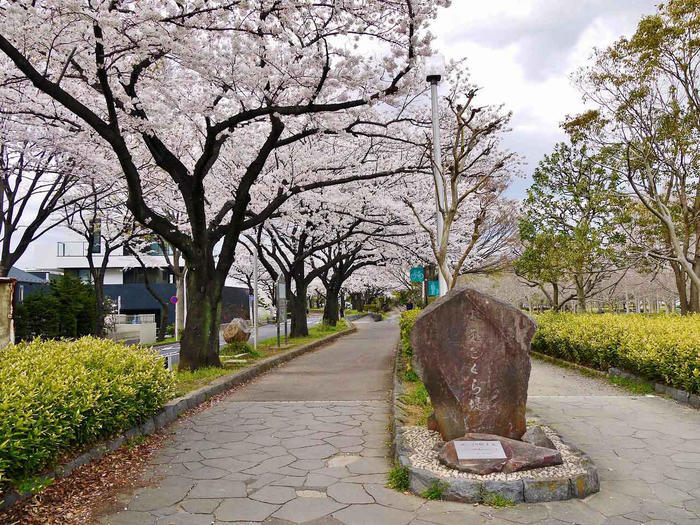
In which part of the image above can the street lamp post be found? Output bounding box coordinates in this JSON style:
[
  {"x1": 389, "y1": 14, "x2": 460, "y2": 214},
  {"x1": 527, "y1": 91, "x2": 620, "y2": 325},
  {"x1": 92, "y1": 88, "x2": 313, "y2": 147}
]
[{"x1": 426, "y1": 54, "x2": 447, "y2": 297}]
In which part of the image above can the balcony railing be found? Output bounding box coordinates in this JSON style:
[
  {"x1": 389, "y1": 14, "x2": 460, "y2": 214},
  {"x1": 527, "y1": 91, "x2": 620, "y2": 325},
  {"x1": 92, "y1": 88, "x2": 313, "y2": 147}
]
[{"x1": 57, "y1": 241, "x2": 89, "y2": 257}]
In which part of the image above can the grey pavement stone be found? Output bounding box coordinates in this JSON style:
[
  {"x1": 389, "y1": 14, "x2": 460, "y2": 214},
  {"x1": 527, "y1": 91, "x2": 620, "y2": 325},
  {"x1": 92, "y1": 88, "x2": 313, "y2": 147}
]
[
  {"x1": 100, "y1": 511, "x2": 157, "y2": 525},
  {"x1": 215, "y1": 497, "x2": 279, "y2": 522},
  {"x1": 326, "y1": 482, "x2": 374, "y2": 504},
  {"x1": 189, "y1": 479, "x2": 246, "y2": 499},
  {"x1": 289, "y1": 444, "x2": 338, "y2": 460},
  {"x1": 128, "y1": 480, "x2": 192, "y2": 511},
  {"x1": 272, "y1": 496, "x2": 346, "y2": 522},
  {"x1": 345, "y1": 457, "x2": 389, "y2": 475},
  {"x1": 250, "y1": 485, "x2": 297, "y2": 504},
  {"x1": 180, "y1": 497, "x2": 221, "y2": 513},
  {"x1": 154, "y1": 511, "x2": 213, "y2": 525},
  {"x1": 333, "y1": 503, "x2": 415, "y2": 525},
  {"x1": 363, "y1": 483, "x2": 424, "y2": 511}
]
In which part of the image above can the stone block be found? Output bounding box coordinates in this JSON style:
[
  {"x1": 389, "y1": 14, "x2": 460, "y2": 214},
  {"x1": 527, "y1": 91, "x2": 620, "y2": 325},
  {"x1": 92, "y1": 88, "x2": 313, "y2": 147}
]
[
  {"x1": 411, "y1": 286, "x2": 536, "y2": 441},
  {"x1": 569, "y1": 467, "x2": 599, "y2": 499},
  {"x1": 482, "y1": 480, "x2": 524, "y2": 503},
  {"x1": 139, "y1": 417, "x2": 156, "y2": 436},
  {"x1": 439, "y1": 433, "x2": 562, "y2": 474},
  {"x1": 523, "y1": 477, "x2": 570, "y2": 502},
  {"x1": 443, "y1": 478, "x2": 483, "y2": 503}
]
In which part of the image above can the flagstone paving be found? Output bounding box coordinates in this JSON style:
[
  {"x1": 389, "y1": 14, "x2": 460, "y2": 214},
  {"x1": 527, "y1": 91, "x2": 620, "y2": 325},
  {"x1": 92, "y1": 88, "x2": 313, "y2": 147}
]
[{"x1": 100, "y1": 316, "x2": 700, "y2": 524}]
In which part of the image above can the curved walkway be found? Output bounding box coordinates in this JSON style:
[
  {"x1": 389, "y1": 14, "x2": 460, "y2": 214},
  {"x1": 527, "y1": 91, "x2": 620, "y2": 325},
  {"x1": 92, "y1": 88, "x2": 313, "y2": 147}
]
[{"x1": 100, "y1": 316, "x2": 700, "y2": 524}]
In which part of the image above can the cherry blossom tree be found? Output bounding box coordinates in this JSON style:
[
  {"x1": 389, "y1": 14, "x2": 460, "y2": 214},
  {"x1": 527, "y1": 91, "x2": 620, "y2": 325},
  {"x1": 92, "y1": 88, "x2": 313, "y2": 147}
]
[
  {"x1": 0, "y1": 111, "x2": 90, "y2": 276},
  {"x1": 399, "y1": 64, "x2": 519, "y2": 289},
  {"x1": 0, "y1": 0, "x2": 445, "y2": 369}
]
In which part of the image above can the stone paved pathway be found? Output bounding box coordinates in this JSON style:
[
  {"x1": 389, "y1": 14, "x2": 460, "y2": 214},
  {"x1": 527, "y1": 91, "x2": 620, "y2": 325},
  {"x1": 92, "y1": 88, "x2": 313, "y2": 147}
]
[{"x1": 101, "y1": 316, "x2": 700, "y2": 524}]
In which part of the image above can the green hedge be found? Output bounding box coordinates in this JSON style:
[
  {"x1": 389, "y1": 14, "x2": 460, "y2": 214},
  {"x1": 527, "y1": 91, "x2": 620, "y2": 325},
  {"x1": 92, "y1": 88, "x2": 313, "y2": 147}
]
[
  {"x1": 533, "y1": 313, "x2": 700, "y2": 394},
  {"x1": 399, "y1": 309, "x2": 421, "y2": 357},
  {"x1": 0, "y1": 337, "x2": 174, "y2": 485}
]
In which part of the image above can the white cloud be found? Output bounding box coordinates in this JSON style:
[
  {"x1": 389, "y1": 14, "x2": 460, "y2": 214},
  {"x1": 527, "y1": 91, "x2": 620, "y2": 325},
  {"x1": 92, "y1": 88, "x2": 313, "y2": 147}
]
[{"x1": 431, "y1": 0, "x2": 660, "y2": 196}]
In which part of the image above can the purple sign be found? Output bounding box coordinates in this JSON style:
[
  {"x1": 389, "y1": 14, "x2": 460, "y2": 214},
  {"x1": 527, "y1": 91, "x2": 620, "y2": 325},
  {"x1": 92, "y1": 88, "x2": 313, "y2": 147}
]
[{"x1": 170, "y1": 296, "x2": 178, "y2": 305}]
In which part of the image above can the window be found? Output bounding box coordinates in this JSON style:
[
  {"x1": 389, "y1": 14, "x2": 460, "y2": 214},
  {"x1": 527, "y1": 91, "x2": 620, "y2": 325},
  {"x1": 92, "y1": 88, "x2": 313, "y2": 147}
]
[{"x1": 89, "y1": 219, "x2": 102, "y2": 254}]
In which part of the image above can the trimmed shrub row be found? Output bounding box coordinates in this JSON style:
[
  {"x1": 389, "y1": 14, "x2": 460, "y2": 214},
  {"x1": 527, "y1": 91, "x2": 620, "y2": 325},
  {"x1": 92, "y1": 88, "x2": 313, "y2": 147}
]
[
  {"x1": 533, "y1": 313, "x2": 700, "y2": 394},
  {"x1": 0, "y1": 337, "x2": 173, "y2": 484},
  {"x1": 399, "y1": 309, "x2": 421, "y2": 357}
]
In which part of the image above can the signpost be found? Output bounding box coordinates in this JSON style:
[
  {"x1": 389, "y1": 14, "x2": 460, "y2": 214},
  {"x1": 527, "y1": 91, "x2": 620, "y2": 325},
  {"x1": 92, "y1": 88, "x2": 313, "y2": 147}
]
[
  {"x1": 410, "y1": 267, "x2": 425, "y2": 283},
  {"x1": 427, "y1": 280, "x2": 440, "y2": 297},
  {"x1": 276, "y1": 275, "x2": 287, "y2": 348},
  {"x1": 170, "y1": 296, "x2": 178, "y2": 341}
]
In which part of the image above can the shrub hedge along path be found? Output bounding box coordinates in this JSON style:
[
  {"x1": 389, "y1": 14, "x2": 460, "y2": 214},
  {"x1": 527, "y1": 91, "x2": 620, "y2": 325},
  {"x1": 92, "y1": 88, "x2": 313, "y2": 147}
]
[{"x1": 92, "y1": 315, "x2": 700, "y2": 524}]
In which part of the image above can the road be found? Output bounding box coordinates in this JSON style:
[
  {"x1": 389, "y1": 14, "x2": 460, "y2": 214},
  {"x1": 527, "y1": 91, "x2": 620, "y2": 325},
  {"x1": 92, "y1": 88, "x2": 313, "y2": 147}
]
[{"x1": 157, "y1": 314, "x2": 323, "y2": 366}]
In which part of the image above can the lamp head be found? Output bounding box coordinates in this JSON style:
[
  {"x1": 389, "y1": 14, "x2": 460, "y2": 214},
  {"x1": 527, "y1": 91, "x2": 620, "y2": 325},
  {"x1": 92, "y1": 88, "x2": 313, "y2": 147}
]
[{"x1": 425, "y1": 54, "x2": 446, "y2": 83}]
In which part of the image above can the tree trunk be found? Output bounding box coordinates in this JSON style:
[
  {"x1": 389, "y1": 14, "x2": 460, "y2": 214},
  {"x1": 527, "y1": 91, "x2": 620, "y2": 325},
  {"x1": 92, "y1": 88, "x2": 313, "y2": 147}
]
[
  {"x1": 690, "y1": 280, "x2": 699, "y2": 313},
  {"x1": 575, "y1": 278, "x2": 587, "y2": 311},
  {"x1": 94, "y1": 276, "x2": 106, "y2": 338},
  {"x1": 179, "y1": 266, "x2": 222, "y2": 370},
  {"x1": 175, "y1": 273, "x2": 185, "y2": 333},
  {"x1": 290, "y1": 277, "x2": 308, "y2": 338},
  {"x1": 323, "y1": 284, "x2": 340, "y2": 326}
]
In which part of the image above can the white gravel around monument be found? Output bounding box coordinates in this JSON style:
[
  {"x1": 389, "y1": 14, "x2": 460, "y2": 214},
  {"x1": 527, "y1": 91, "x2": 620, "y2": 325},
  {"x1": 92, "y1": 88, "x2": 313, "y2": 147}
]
[{"x1": 402, "y1": 425, "x2": 587, "y2": 481}]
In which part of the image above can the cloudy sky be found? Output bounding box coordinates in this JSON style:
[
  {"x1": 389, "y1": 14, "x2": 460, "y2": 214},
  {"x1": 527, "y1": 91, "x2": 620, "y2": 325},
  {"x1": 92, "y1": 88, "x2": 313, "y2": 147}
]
[{"x1": 432, "y1": 0, "x2": 660, "y2": 196}]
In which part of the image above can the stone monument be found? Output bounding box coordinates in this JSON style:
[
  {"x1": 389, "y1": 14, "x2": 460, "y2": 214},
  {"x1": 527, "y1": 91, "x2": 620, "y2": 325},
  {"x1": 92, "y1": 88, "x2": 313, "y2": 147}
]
[
  {"x1": 410, "y1": 286, "x2": 536, "y2": 442},
  {"x1": 223, "y1": 318, "x2": 252, "y2": 343}
]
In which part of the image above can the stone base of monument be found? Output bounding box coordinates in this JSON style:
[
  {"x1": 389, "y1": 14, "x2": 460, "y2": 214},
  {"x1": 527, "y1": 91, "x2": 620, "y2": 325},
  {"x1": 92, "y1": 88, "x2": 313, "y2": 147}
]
[
  {"x1": 394, "y1": 425, "x2": 599, "y2": 503},
  {"x1": 438, "y1": 433, "x2": 563, "y2": 475}
]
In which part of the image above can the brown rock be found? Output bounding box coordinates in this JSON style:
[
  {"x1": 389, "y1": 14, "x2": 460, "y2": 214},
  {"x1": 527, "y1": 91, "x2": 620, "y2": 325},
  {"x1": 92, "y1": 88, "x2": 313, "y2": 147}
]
[
  {"x1": 522, "y1": 426, "x2": 556, "y2": 450},
  {"x1": 223, "y1": 318, "x2": 251, "y2": 343},
  {"x1": 410, "y1": 286, "x2": 536, "y2": 441},
  {"x1": 427, "y1": 412, "x2": 439, "y2": 432},
  {"x1": 438, "y1": 433, "x2": 563, "y2": 475}
]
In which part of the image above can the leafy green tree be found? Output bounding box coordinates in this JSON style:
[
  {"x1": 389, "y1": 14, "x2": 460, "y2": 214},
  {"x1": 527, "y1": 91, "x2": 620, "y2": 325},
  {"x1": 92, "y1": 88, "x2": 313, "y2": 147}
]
[
  {"x1": 575, "y1": 0, "x2": 700, "y2": 313},
  {"x1": 14, "y1": 275, "x2": 96, "y2": 340},
  {"x1": 516, "y1": 140, "x2": 627, "y2": 310}
]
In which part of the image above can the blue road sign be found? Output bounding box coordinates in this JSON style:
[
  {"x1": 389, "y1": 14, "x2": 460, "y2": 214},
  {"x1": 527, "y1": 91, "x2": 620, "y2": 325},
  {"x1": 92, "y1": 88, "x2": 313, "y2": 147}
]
[
  {"x1": 427, "y1": 280, "x2": 440, "y2": 296},
  {"x1": 410, "y1": 266, "x2": 425, "y2": 283}
]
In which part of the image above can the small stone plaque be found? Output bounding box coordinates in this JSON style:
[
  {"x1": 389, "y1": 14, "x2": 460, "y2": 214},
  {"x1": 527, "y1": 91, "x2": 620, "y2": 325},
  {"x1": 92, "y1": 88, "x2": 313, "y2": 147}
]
[{"x1": 454, "y1": 440, "x2": 506, "y2": 460}]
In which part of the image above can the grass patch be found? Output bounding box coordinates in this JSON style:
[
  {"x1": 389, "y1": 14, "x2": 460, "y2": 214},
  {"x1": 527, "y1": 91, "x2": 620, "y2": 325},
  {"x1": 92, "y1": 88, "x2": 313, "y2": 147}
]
[
  {"x1": 146, "y1": 336, "x2": 178, "y2": 347},
  {"x1": 403, "y1": 369, "x2": 420, "y2": 382},
  {"x1": 609, "y1": 375, "x2": 655, "y2": 395},
  {"x1": 386, "y1": 465, "x2": 410, "y2": 491},
  {"x1": 172, "y1": 367, "x2": 232, "y2": 397},
  {"x1": 422, "y1": 480, "x2": 449, "y2": 500},
  {"x1": 257, "y1": 319, "x2": 348, "y2": 350},
  {"x1": 481, "y1": 490, "x2": 515, "y2": 508}
]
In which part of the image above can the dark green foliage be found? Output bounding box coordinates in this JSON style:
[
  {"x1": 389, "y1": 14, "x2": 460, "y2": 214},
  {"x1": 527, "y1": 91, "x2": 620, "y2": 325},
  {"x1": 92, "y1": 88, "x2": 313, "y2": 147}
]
[
  {"x1": 220, "y1": 340, "x2": 260, "y2": 357},
  {"x1": 14, "y1": 275, "x2": 96, "y2": 341},
  {"x1": 422, "y1": 480, "x2": 449, "y2": 500},
  {"x1": 403, "y1": 369, "x2": 420, "y2": 382},
  {"x1": 386, "y1": 465, "x2": 410, "y2": 491},
  {"x1": 481, "y1": 490, "x2": 515, "y2": 508}
]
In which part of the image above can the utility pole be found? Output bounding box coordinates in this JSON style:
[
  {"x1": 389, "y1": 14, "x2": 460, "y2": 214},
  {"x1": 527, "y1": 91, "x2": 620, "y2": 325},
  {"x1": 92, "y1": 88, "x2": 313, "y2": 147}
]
[{"x1": 426, "y1": 54, "x2": 447, "y2": 297}]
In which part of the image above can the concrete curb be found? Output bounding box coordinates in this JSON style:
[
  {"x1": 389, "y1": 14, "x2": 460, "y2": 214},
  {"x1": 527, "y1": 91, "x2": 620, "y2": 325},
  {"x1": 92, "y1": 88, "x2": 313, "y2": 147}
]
[
  {"x1": 0, "y1": 321, "x2": 357, "y2": 510},
  {"x1": 532, "y1": 351, "x2": 700, "y2": 409},
  {"x1": 390, "y1": 345, "x2": 599, "y2": 504}
]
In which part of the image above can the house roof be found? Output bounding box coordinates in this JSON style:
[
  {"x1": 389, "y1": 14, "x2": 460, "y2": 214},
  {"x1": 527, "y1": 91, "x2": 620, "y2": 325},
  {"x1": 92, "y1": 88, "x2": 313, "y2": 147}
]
[{"x1": 9, "y1": 267, "x2": 47, "y2": 284}]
